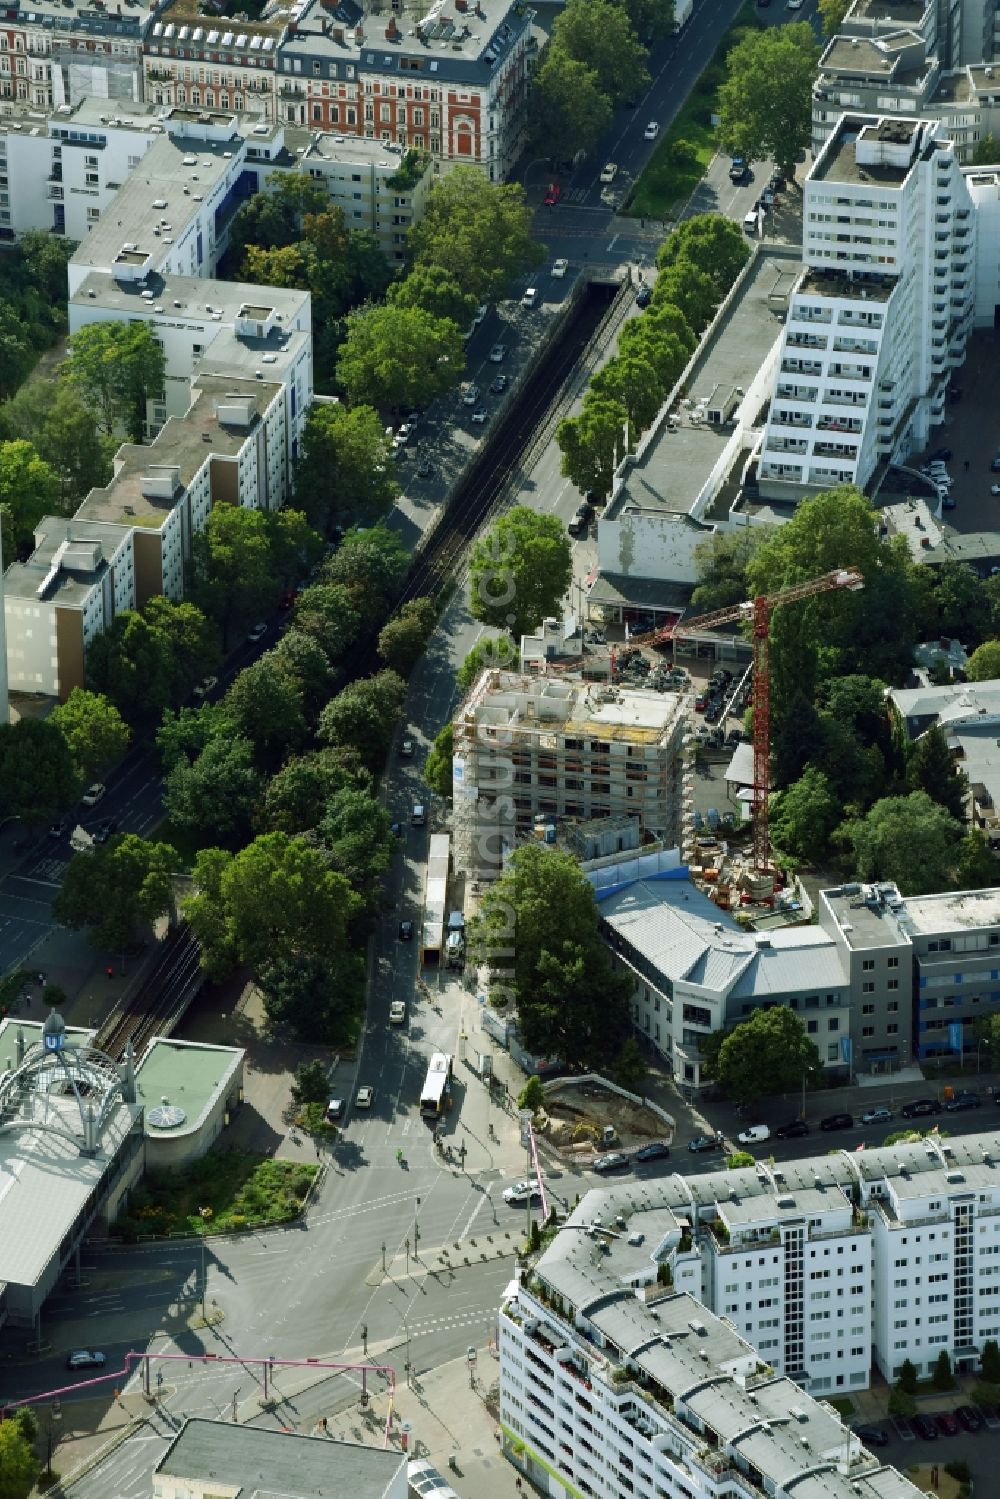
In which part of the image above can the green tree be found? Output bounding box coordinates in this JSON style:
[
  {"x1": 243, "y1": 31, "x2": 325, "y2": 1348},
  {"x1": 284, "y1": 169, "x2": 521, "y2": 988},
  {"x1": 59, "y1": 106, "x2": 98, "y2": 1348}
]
[
  {"x1": 691, "y1": 529, "x2": 764, "y2": 612},
  {"x1": 388, "y1": 265, "x2": 478, "y2": 334},
  {"x1": 272, "y1": 629, "x2": 331, "y2": 718},
  {"x1": 185, "y1": 832, "x2": 360, "y2": 977},
  {"x1": 337, "y1": 303, "x2": 465, "y2": 409},
  {"x1": 933, "y1": 1350, "x2": 956, "y2": 1391},
  {"x1": 51, "y1": 688, "x2": 129, "y2": 781},
  {"x1": 0, "y1": 304, "x2": 34, "y2": 401},
  {"x1": 317, "y1": 785, "x2": 394, "y2": 895},
  {"x1": 223, "y1": 655, "x2": 307, "y2": 768},
  {"x1": 769, "y1": 765, "x2": 843, "y2": 866},
  {"x1": 0, "y1": 1415, "x2": 40, "y2": 1499},
  {"x1": 551, "y1": 0, "x2": 649, "y2": 106},
  {"x1": 425, "y1": 721, "x2": 454, "y2": 799},
  {"x1": 318, "y1": 670, "x2": 407, "y2": 771},
  {"x1": 469, "y1": 506, "x2": 573, "y2": 640},
  {"x1": 617, "y1": 311, "x2": 692, "y2": 391},
  {"x1": 229, "y1": 173, "x2": 329, "y2": 258},
  {"x1": 0, "y1": 381, "x2": 114, "y2": 510},
  {"x1": 981, "y1": 1339, "x2": 1000, "y2": 1383},
  {"x1": 897, "y1": 1358, "x2": 919, "y2": 1395},
  {"x1": 377, "y1": 597, "x2": 438, "y2": 676},
  {"x1": 715, "y1": 1008, "x2": 822, "y2": 1107},
  {"x1": 0, "y1": 717, "x2": 80, "y2": 824},
  {"x1": 410, "y1": 167, "x2": 541, "y2": 302},
  {"x1": 518, "y1": 1074, "x2": 545, "y2": 1111},
  {"x1": 321, "y1": 524, "x2": 409, "y2": 627},
  {"x1": 189, "y1": 503, "x2": 277, "y2": 646},
  {"x1": 468, "y1": 844, "x2": 633, "y2": 1066},
  {"x1": 143, "y1": 596, "x2": 220, "y2": 704},
  {"x1": 86, "y1": 610, "x2": 174, "y2": 726},
  {"x1": 614, "y1": 1035, "x2": 647, "y2": 1093},
  {"x1": 957, "y1": 828, "x2": 997, "y2": 888},
  {"x1": 0, "y1": 438, "x2": 62, "y2": 555},
  {"x1": 528, "y1": 49, "x2": 613, "y2": 165},
  {"x1": 293, "y1": 402, "x2": 398, "y2": 535},
  {"x1": 614, "y1": 0, "x2": 673, "y2": 41},
  {"x1": 817, "y1": 0, "x2": 850, "y2": 32},
  {"x1": 163, "y1": 736, "x2": 263, "y2": 846},
  {"x1": 66, "y1": 321, "x2": 166, "y2": 442},
  {"x1": 53, "y1": 834, "x2": 177, "y2": 950},
  {"x1": 456, "y1": 633, "x2": 519, "y2": 693},
  {"x1": 291, "y1": 1058, "x2": 330, "y2": 1106},
  {"x1": 651, "y1": 261, "x2": 718, "y2": 335},
  {"x1": 291, "y1": 581, "x2": 362, "y2": 662},
  {"x1": 155, "y1": 703, "x2": 228, "y2": 774},
  {"x1": 717, "y1": 24, "x2": 820, "y2": 178},
  {"x1": 557, "y1": 391, "x2": 627, "y2": 501},
  {"x1": 265, "y1": 508, "x2": 325, "y2": 589},
  {"x1": 260, "y1": 751, "x2": 370, "y2": 835},
  {"x1": 838, "y1": 790, "x2": 963, "y2": 895},
  {"x1": 657, "y1": 213, "x2": 751, "y2": 298},
  {"x1": 929, "y1": 560, "x2": 991, "y2": 647},
  {"x1": 906, "y1": 723, "x2": 968, "y2": 822},
  {"x1": 966, "y1": 639, "x2": 1000, "y2": 681},
  {"x1": 258, "y1": 950, "x2": 365, "y2": 1042},
  {"x1": 973, "y1": 133, "x2": 1000, "y2": 165},
  {"x1": 726, "y1": 1151, "x2": 755, "y2": 1169},
  {"x1": 590, "y1": 352, "x2": 664, "y2": 435}
]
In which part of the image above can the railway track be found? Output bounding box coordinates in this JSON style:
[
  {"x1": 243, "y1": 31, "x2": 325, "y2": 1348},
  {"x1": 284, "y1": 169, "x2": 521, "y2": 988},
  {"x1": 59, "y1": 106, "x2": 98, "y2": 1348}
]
[{"x1": 96, "y1": 924, "x2": 204, "y2": 1063}]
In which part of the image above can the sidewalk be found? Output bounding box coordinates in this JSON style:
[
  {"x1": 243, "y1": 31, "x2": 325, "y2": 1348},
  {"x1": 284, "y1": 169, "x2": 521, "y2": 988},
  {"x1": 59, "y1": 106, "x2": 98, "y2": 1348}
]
[{"x1": 323, "y1": 1349, "x2": 522, "y2": 1499}]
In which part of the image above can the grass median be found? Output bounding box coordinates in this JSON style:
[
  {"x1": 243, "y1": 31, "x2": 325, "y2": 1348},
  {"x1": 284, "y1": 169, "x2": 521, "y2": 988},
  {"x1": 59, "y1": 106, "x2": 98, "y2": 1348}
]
[{"x1": 623, "y1": 2, "x2": 761, "y2": 222}]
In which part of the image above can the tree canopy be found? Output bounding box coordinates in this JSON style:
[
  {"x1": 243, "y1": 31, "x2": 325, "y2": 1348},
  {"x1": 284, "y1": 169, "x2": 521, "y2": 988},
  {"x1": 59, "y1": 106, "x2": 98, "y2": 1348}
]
[
  {"x1": 0, "y1": 716, "x2": 80, "y2": 823},
  {"x1": 424, "y1": 721, "x2": 454, "y2": 798},
  {"x1": 320, "y1": 524, "x2": 409, "y2": 627},
  {"x1": 967, "y1": 640, "x2": 1000, "y2": 681},
  {"x1": 0, "y1": 438, "x2": 63, "y2": 556},
  {"x1": 409, "y1": 167, "x2": 541, "y2": 302},
  {"x1": 0, "y1": 380, "x2": 114, "y2": 512},
  {"x1": 556, "y1": 391, "x2": 627, "y2": 501},
  {"x1": 163, "y1": 735, "x2": 263, "y2": 847},
  {"x1": 189, "y1": 503, "x2": 278, "y2": 646},
  {"x1": 65, "y1": 321, "x2": 165, "y2": 442},
  {"x1": 550, "y1": 0, "x2": 649, "y2": 106},
  {"x1": 713, "y1": 1007, "x2": 822, "y2": 1107},
  {"x1": 469, "y1": 506, "x2": 573, "y2": 639},
  {"x1": 53, "y1": 834, "x2": 177, "y2": 950},
  {"x1": 468, "y1": 844, "x2": 633, "y2": 1066},
  {"x1": 377, "y1": 597, "x2": 438, "y2": 677},
  {"x1": 336, "y1": 303, "x2": 465, "y2": 409},
  {"x1": 318, "y1": 669, "x2": 407, "y2": 772},
  {"x1": 717, "y1": 24, "x2": 820, "y2": 178},
  {"x1": 770, "y1": 766, "x2": 843, "y2": 867},
  {"x1": 457, "y1": 633, "x2": 519, "y2": 693},
  {"x1": 656, "y1": 213, "x2": 751, "y2": 298},
  {"x1": 51, "y1": 688, "x2": 129, "y2": 781},
  {"x1": 528, "y1": 50, "x2": 613, "y2": 164},
  {"x1": 839, "y1": 790, "x2": 963, "y2": 895}
]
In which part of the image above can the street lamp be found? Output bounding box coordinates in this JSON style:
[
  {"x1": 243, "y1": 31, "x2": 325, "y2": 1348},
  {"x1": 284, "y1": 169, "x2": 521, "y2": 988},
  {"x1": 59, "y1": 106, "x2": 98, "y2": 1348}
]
[
  {"x1": 198, "y1": 1206, "x2": 211, "y2": 1318},
  {"x1": 413, "y1": 1197, "x2": 421, "y2": 1261}
]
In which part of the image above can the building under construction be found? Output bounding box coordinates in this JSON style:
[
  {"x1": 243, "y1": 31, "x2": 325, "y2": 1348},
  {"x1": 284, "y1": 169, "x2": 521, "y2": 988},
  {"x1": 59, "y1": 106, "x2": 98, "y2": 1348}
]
[{"x1": 451, "y1": 669, "x2": 690, "y2": 879}]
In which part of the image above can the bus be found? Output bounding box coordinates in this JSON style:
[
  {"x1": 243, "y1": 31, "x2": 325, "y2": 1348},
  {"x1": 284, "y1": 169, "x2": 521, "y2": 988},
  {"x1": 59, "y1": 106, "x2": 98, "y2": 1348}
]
[{"x1": 420, "y1": 1052, "x2": 453, "y2": 1119}]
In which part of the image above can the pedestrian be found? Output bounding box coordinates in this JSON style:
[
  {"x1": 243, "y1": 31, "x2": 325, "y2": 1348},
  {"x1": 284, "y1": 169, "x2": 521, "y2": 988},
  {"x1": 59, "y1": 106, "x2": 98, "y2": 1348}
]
[{"x1": 964, "y1": 459, "x2": 970, "y2": 472}]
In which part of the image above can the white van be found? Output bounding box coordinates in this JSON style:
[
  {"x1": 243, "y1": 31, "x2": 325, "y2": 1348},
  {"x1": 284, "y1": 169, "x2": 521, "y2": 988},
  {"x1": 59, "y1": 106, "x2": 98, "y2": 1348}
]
[
  {"x1": 737, "y1": 1123, "x2": 770, "y2": 1144},
  {"x1": 743, "y1": 208, "x2": 759, "y2": 235}
]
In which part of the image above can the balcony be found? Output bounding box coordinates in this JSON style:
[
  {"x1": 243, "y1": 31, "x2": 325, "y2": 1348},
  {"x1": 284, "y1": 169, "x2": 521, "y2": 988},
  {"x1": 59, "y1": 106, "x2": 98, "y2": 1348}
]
[{"x1": 280, "y1": 81, "x2": 305, "y2": 98}]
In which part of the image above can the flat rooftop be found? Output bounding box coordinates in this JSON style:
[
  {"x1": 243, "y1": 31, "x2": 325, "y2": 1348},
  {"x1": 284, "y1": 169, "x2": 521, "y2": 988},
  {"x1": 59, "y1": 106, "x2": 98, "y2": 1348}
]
[
  {"x1": 77, "y1": 375, "x2": 283, "y2": 529},
  {"x1": 466, "y1": 670, "x2": 686, "y2": 744},
  {"x1": 901, "y1": 886, "x2": 1000, "y2": 935},
  {"x1": 933, "y1": 69, "x2": 974, "y2": 103},
  {"x1": 71, "y1": 269, "x2": 310, "y2": 330},
  {"x1": 0, "y1": 0, "x2": 154, "y2": 30},
  {"x1": 156, "y1": 1418, "x2": 405, "y2": 1497},
  {"x1": 134, "y1": 1038, "x2": 243, "y2": 1139},
  {"x1": 605, "y1": 251, "x2": 799, "y2": 524},
  {"x1": 820, "y1": 882, "x2": 913, "y2": 953},
  {"x1": 821, "y1": 34, "x2": 924, "y2": 74},
  {"x1": 70, "y1": 130, "x2": 241, "y2": 276},
  {"x1": 811, "y1": 116, "x2": 920, "y2": 185},
  {"x1": 848, "y1": 0, "x2": 929, "y2": 20},
  {"x1": 798, "y1": 266, "x2": 895, "y2": 301},
  {"x1": 0, "y1": 97, "x2": 164, "y2": 138},
  {"x1": 4, "y1": 516, "x2": 131, "y2": 606}
]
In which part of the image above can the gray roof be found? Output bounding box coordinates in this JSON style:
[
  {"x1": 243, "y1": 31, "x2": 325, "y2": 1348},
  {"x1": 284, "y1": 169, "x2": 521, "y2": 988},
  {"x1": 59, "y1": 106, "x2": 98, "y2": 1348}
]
[
  {"x1": 889, "y1": 679, "x2": 1000, "y2": 736},
  {"x1": 156, "y1": 1418, "x2": 405, "y2": 1498},
  {"x1": 727, "y1": 928, "x2": 846, "y2": 1000}
]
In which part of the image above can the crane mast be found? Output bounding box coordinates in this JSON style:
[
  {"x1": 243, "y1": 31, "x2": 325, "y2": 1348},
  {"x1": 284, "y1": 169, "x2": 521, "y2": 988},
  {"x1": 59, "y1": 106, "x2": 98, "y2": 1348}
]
[{"x1": 626, "y1": 568, "x2": 864, "y2": 872}]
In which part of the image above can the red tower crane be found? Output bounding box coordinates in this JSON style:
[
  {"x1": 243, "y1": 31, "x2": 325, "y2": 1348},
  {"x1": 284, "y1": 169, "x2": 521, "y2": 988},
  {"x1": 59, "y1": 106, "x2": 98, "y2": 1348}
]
[{"x1": 624, "y1": 568, "x2": 864, "y2": 873}]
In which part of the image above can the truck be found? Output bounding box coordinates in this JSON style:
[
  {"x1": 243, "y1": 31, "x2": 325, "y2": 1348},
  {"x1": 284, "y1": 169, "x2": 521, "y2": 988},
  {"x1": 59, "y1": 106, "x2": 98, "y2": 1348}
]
[
  {"x1": 673, "y1": 0, "x2": 693, "y2": 29},
  {"x1": 411, "y1": 803, "x2": 426, "y2": 827}
]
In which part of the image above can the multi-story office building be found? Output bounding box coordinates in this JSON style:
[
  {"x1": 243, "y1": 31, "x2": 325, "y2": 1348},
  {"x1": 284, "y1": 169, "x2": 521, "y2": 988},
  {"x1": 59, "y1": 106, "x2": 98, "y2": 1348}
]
[
  {"x1": 759, "y1": 115, "x2": 977, "y2": 500},
  {"x1": 452, "y1": 669, "x2": 689, "y2": 878},
  {"x1": 599, "y1": 877, "x2": 854, "y2": 1091},
  {"x1": 499, "y1": 1187, "x2": 926, "y2": 1499},
  {"x1": 0, "y1": 0, "x2": 154, "y2": 114},
  {"x1": 4, "y1": 370, "x2": 295, "y2": 699},
  {"x1": 276, "y1": 0, "x2": 535, "y2": 180}
]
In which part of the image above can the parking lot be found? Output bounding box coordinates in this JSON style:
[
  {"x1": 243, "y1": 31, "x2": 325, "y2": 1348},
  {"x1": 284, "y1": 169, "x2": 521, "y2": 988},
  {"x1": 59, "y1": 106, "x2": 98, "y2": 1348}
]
[
  {"x1": 906, "y1": 326, "x2": 1000, "y2": 542},
  {"x1": 866, "y1": 1404, "x2": 1000, "y2": 1488}
]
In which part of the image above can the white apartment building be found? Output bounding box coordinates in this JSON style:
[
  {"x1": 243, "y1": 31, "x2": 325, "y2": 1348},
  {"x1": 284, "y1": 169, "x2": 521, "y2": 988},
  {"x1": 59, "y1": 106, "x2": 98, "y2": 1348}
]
[
  {"x1": 4, "y1": 370, "x2": 294, "y2": 700},
  {"x1": 759, "y1": 115, "x2": 978, "y2": 499},
  {"x1": 452, "y1": 669, "x2": 689, "y2": 879},
  {"x1": 500, "y1": 1195, "x2": 922, "y2": 1499}
]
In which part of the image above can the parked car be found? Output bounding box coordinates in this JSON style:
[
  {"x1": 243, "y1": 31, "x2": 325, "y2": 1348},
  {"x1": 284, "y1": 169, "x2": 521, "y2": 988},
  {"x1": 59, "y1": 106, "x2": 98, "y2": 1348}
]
[
  {"x1": 854, "y1": 1425, "x2": 890, "y2": 1447},
  {"x1": 946, "y1": 1090, "x2": 980, "y2": 1111},
  {"x1": 862, "y1": 1105, "x2": 892, "y2": 1125},
  {"x1": 635, "y1": 284, "x2": 652, "y2": 307},
  {"x1": 389, "y1": 1001, "x2": 407, "y2": 1025},
  {"x1": 543, "y1": 182, "x2": 561, "y2": 206},
  {"x1": 471, "y1": 407, "x2": 488, "y2": 424},
  {"x1": 737, "y1": 1124, "x2": 770, "y2": 1144},
  {"x1": 935, "y1": 1412, "x2": 960, "y2": 1436},
  {"x1": 489, "y1": 374, "x2": 508, "y2": 394},
  {"x1": 400, "y1": 738, "x2": 414, "y2": 758},
  {"x1": 473, "y1": 303, "x2": 488, "y2": 326},
  {"x1": 594, "y1": 1151, "x2": 629, "y2": 1173},
  {"x1": 901, "y1": 1098, "x2": 941, "y2": 1118},
  {"x1": 912, "y1": 1414, "x2": 938, "y2": 1440},
  {"x1": 820, "y1": 1112, "x2": 854, "y2": 1131},
  {"x1": 634, "y1": 1141, "x2": 671, "y2": 1163},
  {"x1": 776, "y1": 1119, "x2": 810, "y2": 1139},
  {"x1": 193, "y1": 675, "x2": 219, "y2": 700},
  {"x1": 326, "y1": 1098, "x2": 344, "y2": 1121},
  {"x1": 66, "y1": 1350, "x2": 106, "y2": 1371},
  {"x1": 957, "y1": 1405, "x2": 983, "y2": 1432},
  {"x1": 462, "y1": 383, "x2": 480, "y2": 405},
  {"x1": 688, "y1": 1134, "x2": 721, "y2": 1153},
  {"x1": 48, "y1": 820, "x2": 67, "y2": 840},
  {"x1": 247, "y1": 621, "x2": 268, "y2": 643},
  {"x1": 81, "y1": 783, "x2": 105, "y2": 808},
  {"x1": 355, "y1": 1085, "x2": 375, "y2": 1109},
  {"x1": 521, "y1": 287, "x2": 538, "y2": 308},
  {"x1": 398, "y1": 920, "x2": 414, "y2": 941},
  {"x1": 743, "y1": 208, "x2": 759, "y2": 234},
  {"x1": 567, "y1": 506, "x2": 590, "y2": 537},
  {"x1": 552, "y1": 259, "x2": 569, "y2": 278},
  {"x1": 94, "y1": 819, "x2": 118, "y2": 844}
]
